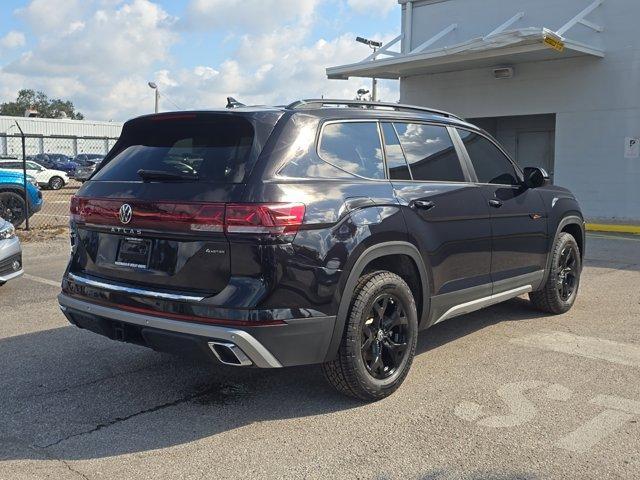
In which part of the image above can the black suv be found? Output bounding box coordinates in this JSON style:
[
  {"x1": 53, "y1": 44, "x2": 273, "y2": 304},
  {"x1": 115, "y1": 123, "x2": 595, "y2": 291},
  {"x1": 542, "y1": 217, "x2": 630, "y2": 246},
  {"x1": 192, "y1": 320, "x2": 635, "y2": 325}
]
[{"x1": 59, "y1": 100, "x2": 585, "y2": 400}]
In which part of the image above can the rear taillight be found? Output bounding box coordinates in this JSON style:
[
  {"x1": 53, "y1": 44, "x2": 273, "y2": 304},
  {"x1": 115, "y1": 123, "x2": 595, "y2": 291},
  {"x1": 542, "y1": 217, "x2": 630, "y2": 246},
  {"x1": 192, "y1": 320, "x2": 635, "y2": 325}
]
[
  {"x1": 70, "y1": 197, "x2": 305, "y2": 239},
  {"x1": 225, "y1": 203, "x2": 306, "y2": 235}
]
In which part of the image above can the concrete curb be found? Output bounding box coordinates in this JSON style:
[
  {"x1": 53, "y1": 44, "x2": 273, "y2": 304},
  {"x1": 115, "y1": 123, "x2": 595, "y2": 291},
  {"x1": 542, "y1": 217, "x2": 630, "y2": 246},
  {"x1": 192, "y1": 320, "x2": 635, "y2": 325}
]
[{"x1": 586, "y1": 223, "x2": 640, "y2": 235}]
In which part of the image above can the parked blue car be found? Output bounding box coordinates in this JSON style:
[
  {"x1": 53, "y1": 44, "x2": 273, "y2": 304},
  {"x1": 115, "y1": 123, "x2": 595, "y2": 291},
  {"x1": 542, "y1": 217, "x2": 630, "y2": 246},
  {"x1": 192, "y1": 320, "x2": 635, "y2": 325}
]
[{"x1": 0, "y1": 169, "x2": 43, "y2": 226}]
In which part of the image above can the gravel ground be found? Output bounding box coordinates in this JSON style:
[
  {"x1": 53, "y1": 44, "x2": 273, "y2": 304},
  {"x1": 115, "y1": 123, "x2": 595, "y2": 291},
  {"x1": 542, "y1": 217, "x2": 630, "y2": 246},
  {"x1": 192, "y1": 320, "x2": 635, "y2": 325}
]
[{"x1": 0, "y1": 232, "x2": 638, "y2": 479}]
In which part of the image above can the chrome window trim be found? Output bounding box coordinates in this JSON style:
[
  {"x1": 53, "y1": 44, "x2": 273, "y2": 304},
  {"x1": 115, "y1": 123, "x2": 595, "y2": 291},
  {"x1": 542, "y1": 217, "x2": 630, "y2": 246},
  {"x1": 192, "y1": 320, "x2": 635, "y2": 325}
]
[
  {"x1": 67, "y1": 272, "x2": 206, "y2": 302},
  {"x1": 383, "y1": 122, "x2": 413, "y2": 180}
]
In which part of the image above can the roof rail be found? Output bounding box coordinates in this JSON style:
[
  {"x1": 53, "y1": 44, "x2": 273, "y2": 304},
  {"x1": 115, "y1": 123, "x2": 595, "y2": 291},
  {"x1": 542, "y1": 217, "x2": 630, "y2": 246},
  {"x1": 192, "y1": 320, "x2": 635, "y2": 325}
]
[{"x1": 285, "y1": 99, "x2": 463, "y2": 120}]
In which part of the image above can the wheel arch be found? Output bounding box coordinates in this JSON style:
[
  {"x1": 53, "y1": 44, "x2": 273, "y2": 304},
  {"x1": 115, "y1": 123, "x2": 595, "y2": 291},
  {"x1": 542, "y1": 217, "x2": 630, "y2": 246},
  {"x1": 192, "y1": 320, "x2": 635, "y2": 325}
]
[
  {"x1": 0, "y1": 183, "x2": 25, "y2": 195},
  {"x1": 323, "y1": 241, "x2": 430, "y2": 362},
  {"x1": 540, "y1": 214, "x2": 585, "y2": 288},
  {"x1": 0, "y1": 185, "x2": 26, "y2": 201}
]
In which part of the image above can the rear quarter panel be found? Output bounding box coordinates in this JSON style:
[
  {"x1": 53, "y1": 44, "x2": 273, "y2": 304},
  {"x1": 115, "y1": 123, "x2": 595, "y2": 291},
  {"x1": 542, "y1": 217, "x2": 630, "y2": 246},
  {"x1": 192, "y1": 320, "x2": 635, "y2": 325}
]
[{"x1": 239, "y1": 179, "x2": 407, "y2": 317}]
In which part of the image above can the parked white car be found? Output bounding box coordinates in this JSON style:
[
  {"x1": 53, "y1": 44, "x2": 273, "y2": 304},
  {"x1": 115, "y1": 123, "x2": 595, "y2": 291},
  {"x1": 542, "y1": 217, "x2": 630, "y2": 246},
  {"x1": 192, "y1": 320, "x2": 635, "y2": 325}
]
[
  {"x1": 0, "y1": 158, "x2": 68, "y2": 190},
  {"x1": 0, "y1": 219, "x2": 22, "y2": 286}
]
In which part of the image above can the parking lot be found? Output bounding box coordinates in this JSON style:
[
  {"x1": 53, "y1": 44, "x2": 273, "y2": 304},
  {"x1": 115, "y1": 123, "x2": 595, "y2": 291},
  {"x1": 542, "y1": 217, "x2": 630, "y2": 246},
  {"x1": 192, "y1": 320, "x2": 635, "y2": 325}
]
[
  {"x1": 28, "y1": 181, "x2": 80, "y2": 229},
  {"x1": 0, "y1": 232, "x2": 638, "y2": 479}
]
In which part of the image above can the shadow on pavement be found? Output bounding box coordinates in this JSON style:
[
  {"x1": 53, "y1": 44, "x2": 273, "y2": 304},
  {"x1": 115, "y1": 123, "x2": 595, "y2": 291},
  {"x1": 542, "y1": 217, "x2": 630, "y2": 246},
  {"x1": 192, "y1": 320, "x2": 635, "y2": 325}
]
[{"x1": 0, "y1": 298, "x2": 544, "y2": 461}]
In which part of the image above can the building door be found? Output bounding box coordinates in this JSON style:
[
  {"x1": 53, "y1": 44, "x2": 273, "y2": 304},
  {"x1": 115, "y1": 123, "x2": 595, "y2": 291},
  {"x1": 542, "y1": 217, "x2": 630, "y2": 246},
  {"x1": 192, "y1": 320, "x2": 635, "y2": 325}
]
[{"x1": 516, "y1": 130, "x2": 555, "y2": 178}]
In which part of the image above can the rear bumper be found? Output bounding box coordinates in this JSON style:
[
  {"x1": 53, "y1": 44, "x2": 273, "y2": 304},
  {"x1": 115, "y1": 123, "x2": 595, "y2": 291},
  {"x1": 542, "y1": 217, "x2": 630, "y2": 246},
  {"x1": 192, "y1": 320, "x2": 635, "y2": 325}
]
[{"x1": 58, "y1": 293, "x2": 336, "y2": 368}]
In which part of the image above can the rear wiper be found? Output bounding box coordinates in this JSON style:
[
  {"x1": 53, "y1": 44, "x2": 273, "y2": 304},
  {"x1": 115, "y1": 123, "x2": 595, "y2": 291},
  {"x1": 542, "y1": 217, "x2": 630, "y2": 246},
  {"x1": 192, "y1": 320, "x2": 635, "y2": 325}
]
[{"x1": 137, "y1": 169, "x2": 199, "y2": 182}]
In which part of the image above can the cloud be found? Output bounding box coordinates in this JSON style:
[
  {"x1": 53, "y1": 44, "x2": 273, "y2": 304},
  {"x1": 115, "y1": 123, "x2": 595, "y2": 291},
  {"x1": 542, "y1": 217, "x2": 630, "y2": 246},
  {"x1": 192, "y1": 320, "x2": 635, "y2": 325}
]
[
  {"x1": 7, "y1": 0, "x2": 177, "y2": 78},
  {"x1": 15, "y1": 0, "x2": 88, "y2": 33},
  {"x1": 0, "y1": 0, "x2": 399, "y2": 121},
  {"x1": 185, "y1": 0, "x2": 320, "y2": 30},
  {"x1": 0, "y1": 31, "x2": 26, "y2": 50},
  {"x1": 347, "y1": 0, "x2": 397, "y2": 16},
  {"x1": 149, "y1": 29, "x2": 398, "y2": 114}
]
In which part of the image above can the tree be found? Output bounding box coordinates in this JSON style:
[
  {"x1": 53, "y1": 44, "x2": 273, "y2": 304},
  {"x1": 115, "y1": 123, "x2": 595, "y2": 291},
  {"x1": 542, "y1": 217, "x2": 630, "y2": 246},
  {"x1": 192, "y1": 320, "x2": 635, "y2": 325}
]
[{"x1": 0, "y1": 89, "x2": 84, "y2": 120}]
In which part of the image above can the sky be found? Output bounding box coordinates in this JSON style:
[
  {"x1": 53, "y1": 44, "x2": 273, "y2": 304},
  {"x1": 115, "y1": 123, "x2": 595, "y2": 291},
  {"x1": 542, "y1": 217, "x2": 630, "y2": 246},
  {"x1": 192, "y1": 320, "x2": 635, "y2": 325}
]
[{"x1": 0, "y1": 0, "x2": 401, "y2": 121}]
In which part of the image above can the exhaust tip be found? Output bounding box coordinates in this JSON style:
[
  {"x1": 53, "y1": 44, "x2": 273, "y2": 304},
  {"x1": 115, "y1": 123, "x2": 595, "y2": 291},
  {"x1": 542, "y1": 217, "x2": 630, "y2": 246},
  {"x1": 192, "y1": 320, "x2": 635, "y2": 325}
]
[{"x1": 208, "y1": 341, "x2": 252, "y2": 367}]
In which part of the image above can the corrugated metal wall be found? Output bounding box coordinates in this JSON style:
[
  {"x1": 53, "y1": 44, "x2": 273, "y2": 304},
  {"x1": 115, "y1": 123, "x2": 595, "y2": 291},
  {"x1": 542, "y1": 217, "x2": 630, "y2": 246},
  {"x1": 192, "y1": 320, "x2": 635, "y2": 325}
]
[{"x1": 0, "y1": 115, "x2": 122, "y2": 138}]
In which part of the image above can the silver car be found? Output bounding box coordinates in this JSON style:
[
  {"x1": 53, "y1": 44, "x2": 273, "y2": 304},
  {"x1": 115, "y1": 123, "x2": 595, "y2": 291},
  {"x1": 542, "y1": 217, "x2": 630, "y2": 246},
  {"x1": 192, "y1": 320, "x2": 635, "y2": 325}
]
[{"x1": 0, "y1": 219, "x2": 23, "y2": 286}]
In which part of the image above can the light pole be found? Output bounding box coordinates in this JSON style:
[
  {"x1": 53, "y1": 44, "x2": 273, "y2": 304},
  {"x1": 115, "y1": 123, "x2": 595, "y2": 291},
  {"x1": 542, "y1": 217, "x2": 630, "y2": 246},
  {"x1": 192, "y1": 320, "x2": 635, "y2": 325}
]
[
  {"x1": 356, "y1": 36, "x2": 383, "y2": 102},
  {"x1": 148, "y1": 82, "x2": 159, "y2": 113}
]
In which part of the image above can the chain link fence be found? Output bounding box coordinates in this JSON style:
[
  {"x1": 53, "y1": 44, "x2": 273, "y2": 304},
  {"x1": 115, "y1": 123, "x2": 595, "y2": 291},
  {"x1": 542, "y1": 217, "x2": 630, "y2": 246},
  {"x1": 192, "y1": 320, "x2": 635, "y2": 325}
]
[{"x1": 0, "y1": 133, "x2": 119, "y2": 230}]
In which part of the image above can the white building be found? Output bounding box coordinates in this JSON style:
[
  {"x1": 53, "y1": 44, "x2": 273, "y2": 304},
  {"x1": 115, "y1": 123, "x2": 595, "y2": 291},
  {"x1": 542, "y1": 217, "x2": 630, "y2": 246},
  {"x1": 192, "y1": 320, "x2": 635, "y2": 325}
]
[
  {"x1": 0, "y1": 116, "x2": 123, "y2": 158},
  {"x1": 328, "y1": 0, "x2": 640, "y2": 223}
]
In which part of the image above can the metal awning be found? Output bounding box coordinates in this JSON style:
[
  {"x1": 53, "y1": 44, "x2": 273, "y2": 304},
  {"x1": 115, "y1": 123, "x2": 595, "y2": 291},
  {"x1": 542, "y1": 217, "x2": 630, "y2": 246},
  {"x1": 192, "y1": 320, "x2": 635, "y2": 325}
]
[{"x1": 327, "y1": 1, "x2": 605, "y2": 80}]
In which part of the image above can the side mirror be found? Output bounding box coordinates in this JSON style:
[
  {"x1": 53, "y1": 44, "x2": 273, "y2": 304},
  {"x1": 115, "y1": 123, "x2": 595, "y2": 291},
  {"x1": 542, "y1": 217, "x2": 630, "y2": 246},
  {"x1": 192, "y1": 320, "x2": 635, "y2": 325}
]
[{"x1": 523, "y1": 167, "x2": 549, "y2": 189}]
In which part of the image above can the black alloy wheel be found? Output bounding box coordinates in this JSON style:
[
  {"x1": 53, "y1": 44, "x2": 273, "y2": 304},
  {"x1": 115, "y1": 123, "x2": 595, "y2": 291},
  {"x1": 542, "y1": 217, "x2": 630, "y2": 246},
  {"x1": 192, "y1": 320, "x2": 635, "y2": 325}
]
[
  {"x1": 361, "y1": 293, "x2": 410, "y2": 380},
  {"x1": 322, "y1": 270, "x2": 419, "y2": 401},
  {"x1": 530, "y1": 232, "x2": 581, "y2": 314},
  {"x1": 557, "y1": 245, "x2": 578, "y2": 301}
]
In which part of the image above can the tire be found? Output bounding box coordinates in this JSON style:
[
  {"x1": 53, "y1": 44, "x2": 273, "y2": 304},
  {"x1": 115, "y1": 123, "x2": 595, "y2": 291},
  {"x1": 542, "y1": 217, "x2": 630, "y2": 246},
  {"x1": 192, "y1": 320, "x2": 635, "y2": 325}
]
[
  {"x1": 0, "y1": 192, "x2": 27, "y2": 227},
  {"x1": 48, "y1": 176, "x2": 64, "y2": 190},
  {"x1": 322, "y1": 271, "x2": 419, "y2": 401},
  {"x1": 529, "y1": 232, "x2": 582, "y2": 314}
]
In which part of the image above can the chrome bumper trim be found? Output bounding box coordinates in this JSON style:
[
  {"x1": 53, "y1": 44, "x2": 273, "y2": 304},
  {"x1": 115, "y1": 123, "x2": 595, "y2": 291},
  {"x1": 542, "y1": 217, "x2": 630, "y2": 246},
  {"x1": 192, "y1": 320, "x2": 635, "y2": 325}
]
[
  {"x1": 58, "y1": 293, "x2": 282, "y2": 368},
  {"x1": 67, "y1": 272, "x2": 206, "y2": 302},
  {"x1": 208, "y1": 341, "x2": 253, "y2": 367},
  {"x1": 0, "y1": 268, "x2": 23, "y2": 283}
]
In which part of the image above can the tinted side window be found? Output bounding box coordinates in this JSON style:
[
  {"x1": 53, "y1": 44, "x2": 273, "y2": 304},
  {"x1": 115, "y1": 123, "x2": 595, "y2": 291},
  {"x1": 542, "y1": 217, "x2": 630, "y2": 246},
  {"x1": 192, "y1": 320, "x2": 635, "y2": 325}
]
[
  {"x1": 457, "y1": 129, "x2": 519, "y2": 185},
  {"x1": 381, "y1": 123, "x2": 411, "y2": 180},
  {"x1": 318, "y1": 122, "x2": 384, "y2": 179},
  {"x1": 278, "y1": 155, "x2": 354, "y2": 179},
  {"x1": 394, "y1": 123, "x2": 464, "y2": 182}
]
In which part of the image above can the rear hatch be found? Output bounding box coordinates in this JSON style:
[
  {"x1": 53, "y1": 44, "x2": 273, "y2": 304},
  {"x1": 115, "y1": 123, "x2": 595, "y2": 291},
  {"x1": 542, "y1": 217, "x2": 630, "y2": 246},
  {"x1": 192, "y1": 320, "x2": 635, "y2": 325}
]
[{"x1": 69, "y1": 111, "x2": 283, "y2": 296}]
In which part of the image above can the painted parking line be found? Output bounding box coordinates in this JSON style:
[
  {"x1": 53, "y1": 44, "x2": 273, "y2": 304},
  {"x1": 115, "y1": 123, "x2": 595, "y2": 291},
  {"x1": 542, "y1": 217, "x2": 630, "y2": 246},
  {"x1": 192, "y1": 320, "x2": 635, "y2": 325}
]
[
  {"x1": 511, "y1": 331, "x2": 640, "y2": 368},
  {"x1": 27, "y1": 253, "x2": 69, "y2": 262},
  {"x1": 33, "y1": 213, "x2": 70, "y2": 219},
  {"x1": 23, "y1": 273, "x2": 61, "y2": 288},
  {"x1": 454, "y1": 381, "x2": 572, "y2": 427},
  {"x1": 557, "y1": 409, "x2": 634, "y2": 453},
  {"x1": 556, "y1": 395, "x2": 640, "y2": 453},
  {"x1": 456, "y1": 381, "x2": 640, "y2": 454}
]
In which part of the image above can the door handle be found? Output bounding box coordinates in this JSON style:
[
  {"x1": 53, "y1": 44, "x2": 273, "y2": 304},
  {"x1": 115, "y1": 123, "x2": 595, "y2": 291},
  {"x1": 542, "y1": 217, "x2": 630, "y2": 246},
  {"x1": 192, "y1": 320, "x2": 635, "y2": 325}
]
[
  {"x1": 411, "y1": 200, "x2": 436, "y2": 211},
  {"x1": 488, "y1": 199, "x2": 503, "y2": 208}
]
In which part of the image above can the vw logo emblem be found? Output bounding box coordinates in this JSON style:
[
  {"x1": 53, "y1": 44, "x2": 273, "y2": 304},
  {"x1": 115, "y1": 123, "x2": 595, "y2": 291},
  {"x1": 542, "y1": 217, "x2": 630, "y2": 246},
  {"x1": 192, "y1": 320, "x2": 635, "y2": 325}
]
[{"x1": 118, "y1": 204, "x2": 133, "y2": 224}]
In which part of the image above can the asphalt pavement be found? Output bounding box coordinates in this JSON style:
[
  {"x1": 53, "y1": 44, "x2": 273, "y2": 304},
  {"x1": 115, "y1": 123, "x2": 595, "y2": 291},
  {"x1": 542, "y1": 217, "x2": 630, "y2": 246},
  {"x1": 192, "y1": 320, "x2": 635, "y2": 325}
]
[{"x1": 0, "y1": 232, "x2": 638, "y2": 479}]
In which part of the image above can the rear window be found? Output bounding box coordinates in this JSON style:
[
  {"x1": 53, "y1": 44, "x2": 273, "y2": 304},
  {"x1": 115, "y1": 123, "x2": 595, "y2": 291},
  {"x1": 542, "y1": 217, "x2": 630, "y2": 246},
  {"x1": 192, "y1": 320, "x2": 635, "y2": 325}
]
[{"x1": 93, "y1": 116, "x2": 257, "y2": 183}]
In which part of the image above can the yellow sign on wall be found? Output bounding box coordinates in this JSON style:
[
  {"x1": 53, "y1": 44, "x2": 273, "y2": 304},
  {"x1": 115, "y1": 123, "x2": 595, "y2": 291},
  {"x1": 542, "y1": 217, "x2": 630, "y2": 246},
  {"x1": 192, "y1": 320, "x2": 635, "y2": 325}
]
[{"x1": 544, "y1": 35, "x2": 565, "y2": 52}]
